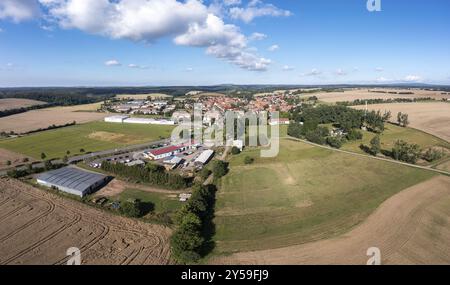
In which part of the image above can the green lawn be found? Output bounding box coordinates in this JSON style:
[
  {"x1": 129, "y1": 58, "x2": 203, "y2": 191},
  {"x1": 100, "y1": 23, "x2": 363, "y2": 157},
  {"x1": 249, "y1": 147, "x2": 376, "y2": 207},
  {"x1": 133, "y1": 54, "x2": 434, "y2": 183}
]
[
  {"x1": 213, "y1": 138, "x2": 436, "y2": 254},
  {"x1": 113, "y1": 188, "x2": 182, "y2": 213},
  {"x1": 0, "y1": 121, "x2": 175, "y2": 159},
  {"x1": 341, "y1": 123, "x2": 450, "y2": 158}
]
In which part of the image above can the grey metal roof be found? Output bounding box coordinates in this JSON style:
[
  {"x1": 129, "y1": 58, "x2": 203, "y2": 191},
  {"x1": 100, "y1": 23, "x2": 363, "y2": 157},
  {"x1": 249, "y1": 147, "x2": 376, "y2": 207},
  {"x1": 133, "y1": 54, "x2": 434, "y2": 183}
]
[{"x1": 37, "y1": 167, "x2": 106, "y2": 193}]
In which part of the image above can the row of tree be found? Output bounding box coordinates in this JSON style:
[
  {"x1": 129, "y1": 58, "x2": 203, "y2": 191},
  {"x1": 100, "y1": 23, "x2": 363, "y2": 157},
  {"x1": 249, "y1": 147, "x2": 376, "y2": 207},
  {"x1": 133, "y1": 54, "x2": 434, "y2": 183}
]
[
  {"x1": 364, "y1": 138, "x2": 443, "y2": 164},
  {"x1": 171, "y1": 184, "x2": 217, "y2": 263},
  {"x1": 7, "y1": 160, "x2": 65, "y2": 178},
  {"x1": 100, "y1": 161, "x2": 189, "y2": 190},
  {"x1": 0, "y1": 103, "x2": 52, "y2": 118},
  {"x1": 336, "y1": 97, "x2": 435, "y2": 107}
]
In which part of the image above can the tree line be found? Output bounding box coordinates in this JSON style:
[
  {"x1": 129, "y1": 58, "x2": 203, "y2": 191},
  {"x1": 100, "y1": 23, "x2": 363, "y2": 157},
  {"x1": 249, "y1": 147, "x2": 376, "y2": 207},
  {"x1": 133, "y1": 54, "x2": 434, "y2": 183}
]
[
  {"x1": 336, "y1": 97, "x2": 435, "y2": 107},
  {"x1": 0, "y1": 103, "x2": 52, "y2": 118},
  {"x1": 100, "y1": 161, "x2": 189, "y2": 190}
]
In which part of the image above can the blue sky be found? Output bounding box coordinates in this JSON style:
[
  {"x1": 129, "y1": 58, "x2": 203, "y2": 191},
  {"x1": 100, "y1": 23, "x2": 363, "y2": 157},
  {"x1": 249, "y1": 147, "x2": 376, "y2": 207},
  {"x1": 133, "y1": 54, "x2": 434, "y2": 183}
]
[{"x1": 0, "y1": 0, "x2": 449, "y2": 87}]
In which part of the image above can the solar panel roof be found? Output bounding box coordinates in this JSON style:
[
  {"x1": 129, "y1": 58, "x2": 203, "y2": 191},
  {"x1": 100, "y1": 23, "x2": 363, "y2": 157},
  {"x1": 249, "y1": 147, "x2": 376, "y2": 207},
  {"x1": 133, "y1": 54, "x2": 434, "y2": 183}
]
[{"x1": 37, "y1": 167, "x2": 106, "y2": 193}]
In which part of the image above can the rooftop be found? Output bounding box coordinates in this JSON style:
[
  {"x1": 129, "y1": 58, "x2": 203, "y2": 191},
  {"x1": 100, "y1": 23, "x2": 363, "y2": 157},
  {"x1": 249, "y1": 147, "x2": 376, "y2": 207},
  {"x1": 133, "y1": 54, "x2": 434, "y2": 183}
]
[{"x1": 37, "y1": 167, "x2": 107, "y2": 193}]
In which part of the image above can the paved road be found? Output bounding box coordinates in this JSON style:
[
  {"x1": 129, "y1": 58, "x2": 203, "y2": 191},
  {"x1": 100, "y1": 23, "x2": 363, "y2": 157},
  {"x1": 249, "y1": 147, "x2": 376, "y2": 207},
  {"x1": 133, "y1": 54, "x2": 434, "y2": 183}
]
[
  {"x1": 286, "y1": 136, "x2": 450, "y2": 176},
  {"x1": 0, "y1": 139, "x2": 170, "y2": 176}
]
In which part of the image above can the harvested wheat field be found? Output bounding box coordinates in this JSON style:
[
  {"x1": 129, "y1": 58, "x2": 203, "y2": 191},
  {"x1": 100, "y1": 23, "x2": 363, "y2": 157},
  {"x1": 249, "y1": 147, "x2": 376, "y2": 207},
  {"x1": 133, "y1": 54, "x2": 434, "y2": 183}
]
[
  {"x1": 0, "y1": 148, "x2": 34, "y2": 170},
  {"x1": 0, "y1": 178, "x2": 171, "y2": 265},
  {"x1": 0, "y1": 104, "x2": 107, "y2": 134},
  {"x1": 311, "y1": 89, "x2": 450, "y2": 103},
  {"x1": 211, "y1": 176, "x2": 450, "y2": 265},
  {"x1": 353, "y1": 102, "x2": 450, "y2": 142},
  {"x1": 0, "y1": 98, "x2": 46, "y2": 111}
]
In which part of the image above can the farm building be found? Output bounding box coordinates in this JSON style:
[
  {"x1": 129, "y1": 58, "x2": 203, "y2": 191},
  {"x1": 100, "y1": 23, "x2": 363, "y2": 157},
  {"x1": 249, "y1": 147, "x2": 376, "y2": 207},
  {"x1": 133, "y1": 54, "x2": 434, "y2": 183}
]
[
  {"x1": 104, "y1": 115, "x2": 175, "y2": 125},
  {"x1": 145, "y1": 141, "x2": 199, "y2": 160},
  {"x1": 37, "y1": 167, "x2": 109, "y2": 197},
  {"x1": 269, "y1": 118, "x2": 290, "y2": 126},
  {"x1": 163, "y1": 156, "x2": 183, "y2": 169},
  {"x1": 104, "y1": 115, "x2": 129, "y2": 123},
  {"x1": 194, "y1": 150, "x2": 214, "y2": 166}
]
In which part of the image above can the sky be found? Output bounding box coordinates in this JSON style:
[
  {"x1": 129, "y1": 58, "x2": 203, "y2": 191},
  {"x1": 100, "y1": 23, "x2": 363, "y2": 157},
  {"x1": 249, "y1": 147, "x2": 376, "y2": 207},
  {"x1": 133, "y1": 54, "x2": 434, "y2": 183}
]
[{"x1": 0, "y1": 0, "x2": 449, "y2": 87}]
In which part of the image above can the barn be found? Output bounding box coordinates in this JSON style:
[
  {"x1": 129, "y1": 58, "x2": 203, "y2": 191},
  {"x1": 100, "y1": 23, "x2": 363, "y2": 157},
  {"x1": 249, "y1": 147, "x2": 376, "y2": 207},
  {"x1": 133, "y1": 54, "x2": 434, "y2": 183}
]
[{"x1": 37, "y1": 167, "x2": 109, "y2": 197}]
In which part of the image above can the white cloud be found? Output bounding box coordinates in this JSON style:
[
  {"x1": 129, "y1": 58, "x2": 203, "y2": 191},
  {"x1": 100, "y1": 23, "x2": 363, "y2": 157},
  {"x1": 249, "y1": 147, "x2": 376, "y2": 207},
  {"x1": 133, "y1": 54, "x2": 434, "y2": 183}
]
[
  {"x1": 104, "y1": 59, "x2": 121, "y2": 66},
  {"x1": 0, "y1": 0, "x2": 40, "y2": 23},
  {"x1": 128, "y1": 64, "x2": 148, "y2": 69},
  {"x1": 185, "y1": 67, "x2": 194, "y2": 72},
  {"x1": 375, "y1": 67, "x2": 384, "y2": 72},
  {"x1": 404, "y1": 75, "x2": 422, "y2": 82},
  {"x1": 229, "y1": 0, "x2": 292, "y2": 23},
  {"x1": 36, "y1": 0, "x2": 270, "y2": 71},
  {"x1": 249, "y1": 32, "x2": 266, "y2": 41},
  {"x1": 282, "y1": 65, "x2": 294, "y2": 71},
  {"x1": 268, "y1": 44, "x2": 279, "y2": 52},
  {"x1": 175, "y1": 13, "x2": 270, "y2": 71},
  {"x1": 335, "y1": 68, "x2": 347, "y2": 76},
  {"x1": 375, "y1": 77, "x2": 391, "y2": 83},
  {"x1": 223, "y1": 0, "x2": 241, "y2": 6},
  {"x1": 302, "y1": 69, "x2": 322, "y2": 76}
]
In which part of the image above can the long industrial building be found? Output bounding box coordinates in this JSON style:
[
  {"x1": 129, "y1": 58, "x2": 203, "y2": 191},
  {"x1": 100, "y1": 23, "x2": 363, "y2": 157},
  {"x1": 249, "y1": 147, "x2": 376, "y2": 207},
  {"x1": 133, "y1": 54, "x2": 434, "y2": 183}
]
[
  {"x1": 37, "y1": 167, "x2": 109, "y2": 197},
  {"x1": 104, "y1": 115, "x2": 175, "y2": 125}
]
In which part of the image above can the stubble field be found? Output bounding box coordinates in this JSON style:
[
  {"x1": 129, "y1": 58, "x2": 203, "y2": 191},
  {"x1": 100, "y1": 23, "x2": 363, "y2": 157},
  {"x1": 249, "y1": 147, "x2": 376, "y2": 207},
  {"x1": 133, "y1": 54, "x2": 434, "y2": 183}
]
[
  {"x1": 311, "y1": 89, "x2": 450, "y2": 103},
  {"x1": 0, "y1": 98, "x2": 46, "y2": 111},
  {"x1": 0, "y1": 103, "x2": 107, "y2": 134},
  {"x1": 0, "y1": 178, "x2": 171, "y2": 265},
  {"x1": 353, "y1": 102, "x2": 450, "y2": 142}
]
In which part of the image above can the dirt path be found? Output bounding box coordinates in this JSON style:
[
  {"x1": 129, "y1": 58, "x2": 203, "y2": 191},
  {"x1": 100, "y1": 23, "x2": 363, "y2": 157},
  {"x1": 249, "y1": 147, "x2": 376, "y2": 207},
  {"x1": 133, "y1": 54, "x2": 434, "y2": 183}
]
[
  {"x1": 0, "y1": 178, "x2": 172, "y2": 265},
  {"x1": 211, "y1": 175, "x2": 450, "y2": 265},
  {"x1": 94, "y1": 179, "x2": 186, "y2": 198}
]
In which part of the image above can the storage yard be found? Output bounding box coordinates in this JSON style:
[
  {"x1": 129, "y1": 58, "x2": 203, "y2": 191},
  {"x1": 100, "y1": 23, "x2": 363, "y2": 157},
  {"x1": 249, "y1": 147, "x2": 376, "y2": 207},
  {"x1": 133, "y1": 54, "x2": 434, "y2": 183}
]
[{"x1": 0, "y1": 177, "x2": 171, "y2": 265}]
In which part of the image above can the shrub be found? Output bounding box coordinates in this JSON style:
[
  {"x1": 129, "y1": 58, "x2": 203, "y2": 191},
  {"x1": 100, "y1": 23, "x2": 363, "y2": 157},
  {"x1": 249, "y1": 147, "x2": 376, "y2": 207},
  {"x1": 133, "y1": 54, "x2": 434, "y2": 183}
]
[
  {"x1": 422, "y1": 148, "x2": 444, "y2": 162},
  {"x1": 326, "y1": 137, "x2": 343, "y2": 149},
  {"x1": 346, "y1": 129, "x2": 363, "y2": 141},
  {"x1": 244, "y1": 156, "x2": 254, "y2": 165},
  {"x1": 231, "y1": 146, "x2": 241, "y2": 155},
  {"x1": 392, "y1": 140, "x2": 421, "y2": 164},
  {"x1": 369, "y1": 135, "x2": 381, "y2": 156},
  {"x1": 212, "y1": 160, "x2": 229, "y2": 179},
  {"x1": 120, "y1": 200, "x2": 143, "y2": 218}
]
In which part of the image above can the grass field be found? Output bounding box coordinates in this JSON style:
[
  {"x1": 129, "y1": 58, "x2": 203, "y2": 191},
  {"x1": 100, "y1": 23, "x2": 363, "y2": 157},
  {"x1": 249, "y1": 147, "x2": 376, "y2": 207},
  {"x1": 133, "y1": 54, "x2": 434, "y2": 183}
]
[
  {"x1": 213, "y1": 138, "x2": 436, "y2": 254},
  {"x1": 113, "y1": 189, "x2": 182, "y2": 214},
  {"x1": 0, "y1": 121, "x2": 175, "y2": 159},
  {"x1": 341, "y1": 123, "x2": 450, "y2": 162}
]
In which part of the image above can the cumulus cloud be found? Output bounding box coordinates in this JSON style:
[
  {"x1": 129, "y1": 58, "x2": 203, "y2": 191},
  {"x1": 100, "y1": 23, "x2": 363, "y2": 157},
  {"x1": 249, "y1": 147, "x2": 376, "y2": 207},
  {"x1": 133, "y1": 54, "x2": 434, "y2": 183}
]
[
  {"x1": 229, "y1": 0, "x2": 292, "y2": 23},
  {"x1": 404, "y1": 75, "x2": 422, "y2": 82},
  {"x1": 282, "y1": 65, "x2": 294, "y2": 71},
  {"x1": 302, "y1": 69, "x2": 322, "y2": 76},
  {"x1": 40, "y1": 0, "x2": 270, "y2": 71},
  {"x1": 249, "y1": 32, "x2": 267, "y2": 41},
  {"x1": 223, "y1": 0, "x2": 241, "y2": 6},
  {"x1": 128, "y1": 63, "x2": 148, "y2": 69},
  {"x1": 1, "y1": 0, "x2": 275, "y2": 71},
  {"x1": 335, "y1": 68, "x2": 347, "y2": 76},
  {"x1": 268, "y1": 44, "x2": 279, "y2": 52},
  {"x1": 0, "y1": 0, "x2": 40, "y2": 23},
  {"x1": 104, "y1": 59, "x2": 121, "y2": 66}
]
